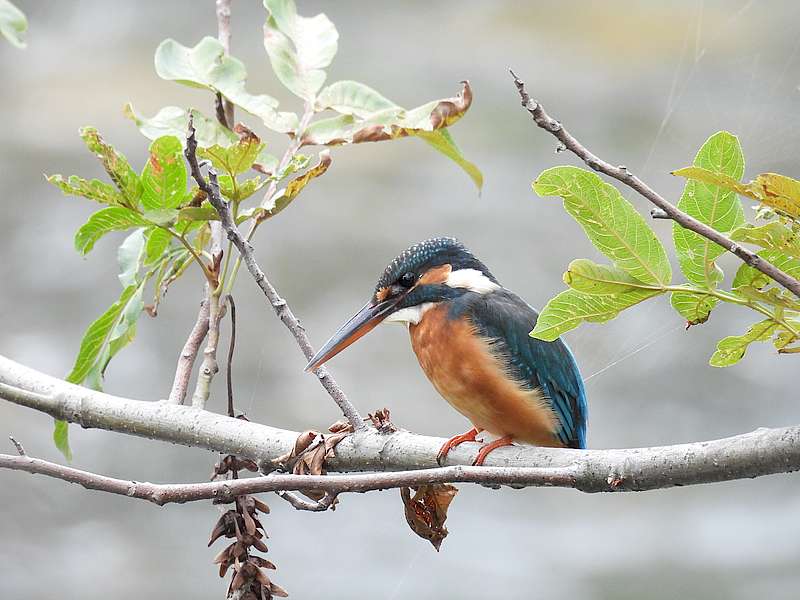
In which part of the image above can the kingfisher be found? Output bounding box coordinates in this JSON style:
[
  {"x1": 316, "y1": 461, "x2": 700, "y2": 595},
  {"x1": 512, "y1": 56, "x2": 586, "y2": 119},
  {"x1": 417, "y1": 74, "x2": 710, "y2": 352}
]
[{"x1": 305, "y1": 237, "x2": 587, "y2": 465}]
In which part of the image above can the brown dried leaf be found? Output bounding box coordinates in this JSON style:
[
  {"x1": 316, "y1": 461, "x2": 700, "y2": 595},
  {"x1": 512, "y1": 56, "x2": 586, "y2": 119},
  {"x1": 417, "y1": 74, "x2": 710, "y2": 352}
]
[
  {"x1": 270, "y1": 582, "x2": 289, "y2": 598},
  {"x1": 367, "y1": 408, "x2": 397, "y2": 433},
  {"x1": 250, "y1": 557, "x2": 276, "y2": 570},
  {"x1": 252, "y1": 497, "x2": 271, "y2": 514},
  {"x1": 208, "y1": 510, "x2": 239, "y2": 546},
  {"x1": 400, "y1": 484, "x2": 459, "y2": 551}
]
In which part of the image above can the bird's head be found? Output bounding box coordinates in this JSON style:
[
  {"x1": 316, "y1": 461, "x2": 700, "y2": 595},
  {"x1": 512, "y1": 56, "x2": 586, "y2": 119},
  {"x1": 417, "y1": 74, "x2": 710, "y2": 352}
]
[{"x1": 305, "y1": 237, "x2": 499, "y2": 371}]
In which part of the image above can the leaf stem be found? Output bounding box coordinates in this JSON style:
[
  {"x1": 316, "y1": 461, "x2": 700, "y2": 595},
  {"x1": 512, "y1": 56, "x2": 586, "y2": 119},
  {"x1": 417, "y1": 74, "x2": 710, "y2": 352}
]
[{"x1": 161, "y1": 226, "x2": 213, "y2": 283}]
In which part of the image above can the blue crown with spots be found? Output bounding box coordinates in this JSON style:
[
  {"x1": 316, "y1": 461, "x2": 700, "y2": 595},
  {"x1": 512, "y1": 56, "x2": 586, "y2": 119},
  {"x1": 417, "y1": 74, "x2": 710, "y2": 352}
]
[{"x1": 375, "y1": 237, "x2": 497, "y2": 293}]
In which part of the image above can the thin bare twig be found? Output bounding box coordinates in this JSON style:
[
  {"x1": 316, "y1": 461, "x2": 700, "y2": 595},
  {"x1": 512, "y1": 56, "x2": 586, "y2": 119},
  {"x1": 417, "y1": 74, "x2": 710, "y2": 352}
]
[
  {"x1": 275, "y1": 490, "x2": 337, "y2": 512},
  {"x1": 225, "y1": 294, "x2": 236, "y2": 418},
  {"x1": 215, "y1": 0, "x2": 234, "y2": 128},
  {"x1": 184, "y1": 120, "x2": 366, "y2": 431},
  {"x1": 510, "y1": 69, "x2": 800, "y2": 299},
  {"x1": 168, "y1": 298, "x2": 210, "y2": 405},
  {"x1": 190, "y1": 288, "x2": 226, "y2": 409},
  {"x1": 8, "y1": 435, "x2": 25, "y2": 456}
]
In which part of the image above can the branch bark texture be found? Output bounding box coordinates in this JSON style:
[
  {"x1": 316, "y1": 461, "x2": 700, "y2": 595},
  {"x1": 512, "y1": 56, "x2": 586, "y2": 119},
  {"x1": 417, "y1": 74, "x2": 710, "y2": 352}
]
[
  {"x1": 2, "y1": 355, "x2": 798, "y2": 496},
  {"x1": 510, "y1": 69, "x2": 800, "y2": 299},
  {"x1": 184, "y1": 122, "x2": 365, "y2": 431}
]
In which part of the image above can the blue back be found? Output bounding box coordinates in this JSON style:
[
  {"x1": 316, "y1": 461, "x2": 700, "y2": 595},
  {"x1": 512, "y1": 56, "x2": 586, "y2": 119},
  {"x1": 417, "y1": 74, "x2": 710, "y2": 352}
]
[{"x1": 450, "y1": 289, "x2": 588, "y2": 448}]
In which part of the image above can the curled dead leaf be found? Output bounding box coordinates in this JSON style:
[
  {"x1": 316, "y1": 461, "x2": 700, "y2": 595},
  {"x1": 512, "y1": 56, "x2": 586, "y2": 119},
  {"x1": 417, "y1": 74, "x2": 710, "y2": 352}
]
[
  {"x1": 400, "y1": 484, "x2": 459, "y2": 551},
  {"x1": 367, "y1": 408, "x2": 397, "y2": 433}
]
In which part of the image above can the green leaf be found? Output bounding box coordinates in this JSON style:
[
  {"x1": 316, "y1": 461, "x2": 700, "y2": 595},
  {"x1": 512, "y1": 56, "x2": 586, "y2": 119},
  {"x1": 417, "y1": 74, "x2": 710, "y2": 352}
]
[
  {"x1": 74, "y1": 207, "x2": 148, "y2": 255},
  {"x1": 65, "y1": 284, "x2": 144, "y2": 385},
  {"x1": 80, "y1": 127, "x2": 141, "y2": 205},
  {"x1": 223, "y1": 176, "x2": 266, "y2": 202},
  {"x1": 263, "y1": 151, "x2": 331, "y2": 220},
  {"x1": 733, "y1": 249, "x2": 800, "y2": 290},
  {"x1": 672, "y1": 131, "x2": 745, "y2": 287},
  {"x1": 178, "y1": 204, "x2": 220, "y2": 222},
  {"x1": 418, "y1": 130, "x2": 483, "y2": 191},
  {"x1": 530, "y1": 288, "x2": 661, "y2": 341},
  {"x1": 0, "y1": 0, "x2": 26, "y2": 48},
  {"x1": 315, "y1": 80, "x2": 399, "y2": 117},
  {"x1": 198, "y1": 130, "x2": 265, "y2": 177},
  {"x1": 533, "y1": 166, "x2": 671, "y2": 286},
  {"x1": 118, "y1": 229, "x2": 146, "y2": 287},
  {"x1": 144, "y1": 227, "x2": 172, "y2": 265},
  {"x1": 709, "y1": 319, "x2": 778, "y2": 367},
  {"x1": 140, "y1": 136, "x2": 187, "y2": 211},
  {"x1": 53, "y1": 419, "x2": 71, "y2": 461},
  {"x1": 670, "y1": 291, "x2": 718, "y2": 325},
  {"x1": 263, "y1": 0, "x2": 338, "y2": 100},
  {"x1": 562, "y1": 259, "x2": 646, "y2": 295},
  {"x1": 730, "y1": 222, "x2": 800, "y2": 258},
  {"x1": 124, "y1": 104, "x2": 236, "y2": 148},
  {"x1": 46, "y1": 174, "x2": 124, "y2": 206},
  {"x1": 154, "y1": 37, "x2": 298, "y2": 133}
]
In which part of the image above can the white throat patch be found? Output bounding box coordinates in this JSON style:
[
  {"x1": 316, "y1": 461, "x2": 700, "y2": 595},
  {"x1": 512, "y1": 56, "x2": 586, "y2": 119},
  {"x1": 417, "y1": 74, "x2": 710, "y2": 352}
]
[
  {"x1": 445, "y1": 268, "x2": 500, "y2": 294},
  {"x1": 383, "y1": 302, "x2": 435, "y2": 325}
]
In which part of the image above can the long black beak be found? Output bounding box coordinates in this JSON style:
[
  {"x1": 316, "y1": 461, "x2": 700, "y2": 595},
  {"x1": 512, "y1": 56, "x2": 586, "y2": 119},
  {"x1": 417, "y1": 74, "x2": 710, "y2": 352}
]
[{"x1": 304, "y1": 298, "x2": 400, "y2": 372}]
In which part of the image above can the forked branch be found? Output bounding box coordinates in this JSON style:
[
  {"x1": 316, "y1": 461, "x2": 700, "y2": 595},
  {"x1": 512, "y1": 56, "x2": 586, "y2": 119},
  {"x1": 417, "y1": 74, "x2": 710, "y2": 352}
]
[{"x1": 183, "y1": 120, "x2": 365, "y2": 431}]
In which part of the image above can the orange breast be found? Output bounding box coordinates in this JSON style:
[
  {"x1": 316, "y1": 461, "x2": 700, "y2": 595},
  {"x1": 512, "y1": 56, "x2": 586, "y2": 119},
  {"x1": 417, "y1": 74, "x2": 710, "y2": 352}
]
[{"x1": 409, "y1": 304, "x2": 560, "y2": 447}]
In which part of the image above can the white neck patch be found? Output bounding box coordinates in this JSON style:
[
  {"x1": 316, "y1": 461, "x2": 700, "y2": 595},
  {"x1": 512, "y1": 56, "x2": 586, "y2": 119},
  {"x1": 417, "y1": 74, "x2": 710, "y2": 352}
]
[
  {"x1": 445, "y1": 268, "x2": 500, "y2": 294},
  {"x1": 383, "y1": 302, "x2": 435, "y2": 325}
]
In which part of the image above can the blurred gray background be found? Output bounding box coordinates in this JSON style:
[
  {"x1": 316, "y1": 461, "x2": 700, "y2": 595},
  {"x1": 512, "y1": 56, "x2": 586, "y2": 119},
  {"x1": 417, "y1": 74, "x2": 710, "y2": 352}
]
[{"x1": 1, "y1": 1, "x2": 799, "y2": 598}]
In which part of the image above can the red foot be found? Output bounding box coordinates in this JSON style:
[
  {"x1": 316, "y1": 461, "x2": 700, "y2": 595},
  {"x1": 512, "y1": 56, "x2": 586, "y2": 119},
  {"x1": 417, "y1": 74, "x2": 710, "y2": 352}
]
[
  {"x1": 473, "y1": 435, "x2": 514, "y2": 466},
  {"x1": 437, "y1": 427, "x2": 481, "y2": 465}
]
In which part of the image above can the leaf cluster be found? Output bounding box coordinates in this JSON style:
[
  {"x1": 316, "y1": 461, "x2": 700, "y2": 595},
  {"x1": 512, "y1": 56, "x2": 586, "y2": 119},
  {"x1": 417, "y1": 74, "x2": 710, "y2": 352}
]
[
  {"x1": 47, "y1": 0, "x2": 483, "y2": 459},
  {"x1": 532, "y1": 131, "x2": 800, "y2": 367}
]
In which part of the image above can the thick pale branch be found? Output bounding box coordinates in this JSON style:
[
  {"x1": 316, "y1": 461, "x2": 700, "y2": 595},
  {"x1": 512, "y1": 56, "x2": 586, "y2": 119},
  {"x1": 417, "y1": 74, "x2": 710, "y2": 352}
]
[
  {"x1": 184, "y1": 122, "x2": 365, "y2": 431},
  {"x1": 510, "y1": 69, "x2": 800, "y2": 299},
  {"x1": 2, "y1": 355, "x2": 798, "y2": 495}
]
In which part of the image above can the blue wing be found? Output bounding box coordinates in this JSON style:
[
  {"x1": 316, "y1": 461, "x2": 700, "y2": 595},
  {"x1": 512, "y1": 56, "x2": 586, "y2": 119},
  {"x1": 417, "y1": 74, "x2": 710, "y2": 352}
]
[{"x1": 452, "y1": 289, "x2": 588, "y2": 448}]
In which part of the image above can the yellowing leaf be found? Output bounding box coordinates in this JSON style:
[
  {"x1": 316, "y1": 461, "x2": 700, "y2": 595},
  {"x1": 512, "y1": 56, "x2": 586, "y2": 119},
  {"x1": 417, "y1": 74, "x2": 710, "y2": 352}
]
[
  {"x1": 673, "y1": 167, "x2": 800, "y2": 219},
  {"x1": 261, "y1": 150, "x2": 331, "y2": 221},
  {"x1": 304, "y1": 81, "x2": 481, "y2": 190}
]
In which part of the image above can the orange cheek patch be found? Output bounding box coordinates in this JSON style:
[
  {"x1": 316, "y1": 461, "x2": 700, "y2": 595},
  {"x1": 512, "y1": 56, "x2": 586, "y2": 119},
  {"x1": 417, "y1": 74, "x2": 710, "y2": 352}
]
[
  {"x1": 375, "y1": 287, "x2": 390, "y2": 302},
  {"x1": 417, "y1": 264, "x2": 452, "y2": 286}
]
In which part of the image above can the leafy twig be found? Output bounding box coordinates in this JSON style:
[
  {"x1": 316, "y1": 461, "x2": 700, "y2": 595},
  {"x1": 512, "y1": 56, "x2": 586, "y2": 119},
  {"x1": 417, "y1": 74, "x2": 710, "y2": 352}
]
[
  {"x1": 510, "y1": 69, "x2": 800, "y2": 299},
  {"x1": 185, "y1": 119, "x2": 366, "y2": 431}
]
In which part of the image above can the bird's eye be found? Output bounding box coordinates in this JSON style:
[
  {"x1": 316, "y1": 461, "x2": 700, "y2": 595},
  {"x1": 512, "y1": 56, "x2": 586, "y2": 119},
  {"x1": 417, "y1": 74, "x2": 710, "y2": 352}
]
[{"x1": 399, "y1": 272, "x2": 416, "y2": 288}]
